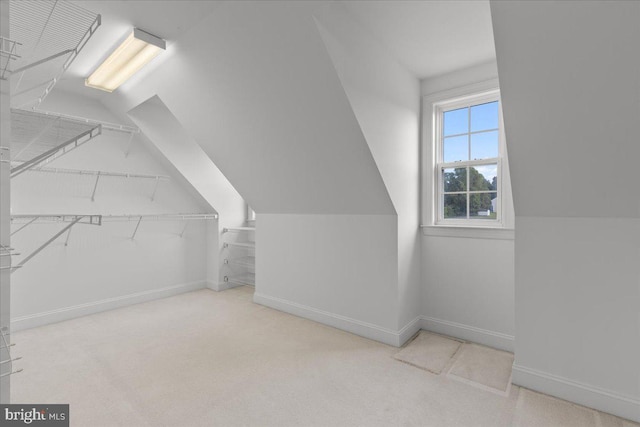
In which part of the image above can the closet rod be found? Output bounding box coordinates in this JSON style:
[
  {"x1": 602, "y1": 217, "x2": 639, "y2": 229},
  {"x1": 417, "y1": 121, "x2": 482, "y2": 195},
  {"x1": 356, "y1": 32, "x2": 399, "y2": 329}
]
[
  {"x1": 28, "y1": 166, "x2": 169, "y2": 180},
  {"x1": 11, "y1": 214, "x2": 102, "y2": 225},
  {"x1": 10, "y1": 214, "x2": 216, "y2": 225},
  {"x1": 101, "y1": 213, "x2": 218, "y2": 221}
]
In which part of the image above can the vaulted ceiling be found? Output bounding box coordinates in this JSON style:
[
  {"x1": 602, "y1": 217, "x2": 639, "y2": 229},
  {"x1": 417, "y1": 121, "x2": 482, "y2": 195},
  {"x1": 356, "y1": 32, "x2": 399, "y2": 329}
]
[{"x1": 56, "y1": 0, "x2": 495, "y2": 102}]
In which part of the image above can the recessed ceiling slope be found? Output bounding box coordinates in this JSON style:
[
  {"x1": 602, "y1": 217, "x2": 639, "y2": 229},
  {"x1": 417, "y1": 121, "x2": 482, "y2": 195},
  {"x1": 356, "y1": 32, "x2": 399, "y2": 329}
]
[{"x1": 341, "y1": 0, "x2": 496, "y2": 79}]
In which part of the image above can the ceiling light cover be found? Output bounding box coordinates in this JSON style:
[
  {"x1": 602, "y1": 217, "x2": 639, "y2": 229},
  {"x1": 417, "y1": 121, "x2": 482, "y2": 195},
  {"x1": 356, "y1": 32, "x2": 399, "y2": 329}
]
[{"x1": 85, "y1": 28, "x2": 166, "y2": 92}]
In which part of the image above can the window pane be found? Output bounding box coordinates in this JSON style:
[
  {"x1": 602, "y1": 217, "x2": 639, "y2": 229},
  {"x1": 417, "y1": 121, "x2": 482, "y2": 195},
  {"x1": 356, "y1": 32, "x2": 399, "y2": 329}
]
[
  {"x1": 470, "y1": 131, "x2": 498, "y2": 160},
  {"x1": 444, "y1": 194, "x2": 467, "y2": 219},
  {"x1": 443, "y1": 135, "x2": 468, "y2": 162},
  {"x1": 469, "y1": 164, "x2": 498, "y2": 191},
  {"x1": 443, "y1": 107, "x2": 468, "y2": 136},
  {"x1": 443, "y1": 167, "x2": 467, "y2": 192},
  {"x1": 470, "y1": 192, "x2": 498, "y2": 219},
  {"x1": 470, "y1": 101, "x2": 499, "y2": 132}
]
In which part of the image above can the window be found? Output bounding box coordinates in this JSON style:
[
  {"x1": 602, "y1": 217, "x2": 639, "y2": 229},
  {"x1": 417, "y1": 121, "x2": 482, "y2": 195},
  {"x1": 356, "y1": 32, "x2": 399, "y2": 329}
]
[{"x1": 434, "y1": 91, "x2": 504, "y2": 226}]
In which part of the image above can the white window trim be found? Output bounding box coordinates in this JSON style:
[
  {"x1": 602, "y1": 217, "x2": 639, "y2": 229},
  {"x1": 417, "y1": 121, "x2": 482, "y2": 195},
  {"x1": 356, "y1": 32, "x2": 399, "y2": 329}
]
[{"x1": 421, "y1": 79, "x2": 514, "y2": 240}]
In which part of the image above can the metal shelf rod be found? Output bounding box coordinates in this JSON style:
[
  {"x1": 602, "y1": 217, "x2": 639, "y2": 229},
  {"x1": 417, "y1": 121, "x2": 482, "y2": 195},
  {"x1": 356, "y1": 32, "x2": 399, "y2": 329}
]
[
  {"x1": 0, "y1": 252, "x2": 20, "y2": 258},
  {"x1": 0, "y1": 357, "x2": 22, "y2": 365},
  {"x1": 101, "y1": 214, "x2": 218, "y2": 221},
  {"x1": 0, "y1": 369, "x2": 23, "y2": 378},
  {"x1": 223, "y1": 242, "x2": 255, "y2": 249},
  {"x1": 11, "y1": 214, "x2": 102, "y2": 225},
  {"x1": 28, "y1": 166, "x2": 169, "y2": 180}
]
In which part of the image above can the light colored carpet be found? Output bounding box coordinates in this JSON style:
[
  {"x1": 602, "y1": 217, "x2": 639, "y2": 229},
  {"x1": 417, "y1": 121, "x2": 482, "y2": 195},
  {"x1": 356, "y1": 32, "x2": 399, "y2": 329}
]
[
  {"x1": 393, "y1": 331, "x2": 461, "y2": 374},
  {"x1": 10, "y1": 287, "x2": 638, "y2": 427},
  {"x1": 598, "y1": 411, "x2": 640, "y2": 427},
  {"x1": 448, "y1": 343, "x2": 514, "y2": 393},
  {"x1": 513, "y1": 388, "x2": 598, "y2": 427}
]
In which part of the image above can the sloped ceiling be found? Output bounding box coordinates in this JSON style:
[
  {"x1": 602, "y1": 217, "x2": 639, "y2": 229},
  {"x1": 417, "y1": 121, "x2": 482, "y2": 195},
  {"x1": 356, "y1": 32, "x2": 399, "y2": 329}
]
[
  {"x1": 115, "y1": 1, "x2": 395, "y2": 215},
  {"x1": 128, "y1": 95, "x2": 245, "y2": 219},
  {"x1": 46, "y1": 0, "x2": 497, "y2": 215},
  {"x1": 342, "y1": 0, "x2": 495, "y2": 79},
  {"x1": 491, "y1": 0, "x2": 640, "y2": 218}
]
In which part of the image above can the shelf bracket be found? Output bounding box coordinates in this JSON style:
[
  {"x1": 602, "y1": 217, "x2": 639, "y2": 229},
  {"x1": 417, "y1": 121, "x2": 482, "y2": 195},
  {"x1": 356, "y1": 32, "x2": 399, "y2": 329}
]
[
  {"x1": 0, "y1": 328, "x2": 20, "y2": 378},
  {"x1": 64, "y1": 227, "x2": 73, "y2": 247},
  {"x1": 90, "y1": 171, "x2": 101, "y2": 201},
  {"x1": 150, "y1": 176, "x2": 160, "y2": 202},
  {"x1": 124, "y1": 132, "x2": 135, "y2": 157},
  {"x1": 131, "y1": 216, "x2": 143, "y2": 240},
  {"x1": 179, "y1": 221, "x2": 189, "y2": 238},
  {"x1": 11, "y1": 124, "x2": 102, "y2": 178},
  {"x1": 12, "y1": 49, "x2": 73, "y2": 74},
  {"x1": 13, "y1": 217, "x2": 84, "y2": 271},
  {"x1": 10, "y1": 217, "x2": 38, "y2": 236}
]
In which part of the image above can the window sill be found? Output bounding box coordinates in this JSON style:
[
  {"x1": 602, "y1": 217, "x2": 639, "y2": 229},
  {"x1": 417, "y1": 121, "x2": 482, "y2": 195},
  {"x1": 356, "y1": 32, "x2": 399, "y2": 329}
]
[{"x1": 421, "y1": 225, "x2": 514, "y2": 240}]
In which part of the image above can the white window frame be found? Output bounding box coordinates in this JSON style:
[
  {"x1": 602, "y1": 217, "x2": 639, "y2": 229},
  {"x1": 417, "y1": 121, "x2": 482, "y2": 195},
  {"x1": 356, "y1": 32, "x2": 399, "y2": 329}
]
[
  {"x1": 421, "y1": 79, "x2": 514, "y2": 240},
  {"x1": 435, "y1": 91, "x2": 502, "y2": 226}
]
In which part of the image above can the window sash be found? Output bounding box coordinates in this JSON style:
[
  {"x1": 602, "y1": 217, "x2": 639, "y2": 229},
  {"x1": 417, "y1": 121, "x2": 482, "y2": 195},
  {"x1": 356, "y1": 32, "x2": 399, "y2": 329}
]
[
  {"x1": 437, "y1": 160, "x2": 502, "y2": 223},
  {"x1": 434, "y1": 92, "x2": 502, "y2": 226}
]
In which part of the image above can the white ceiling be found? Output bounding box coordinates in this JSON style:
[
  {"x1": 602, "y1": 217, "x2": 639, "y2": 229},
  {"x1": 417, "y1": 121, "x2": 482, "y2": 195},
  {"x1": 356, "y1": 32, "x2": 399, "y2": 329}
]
[
  {"x1": 52, "y1": 1, "x2": 222, "y2": 100},
  {"x1": 342, "y1": 1, "x2": 496, "y2": 79},
  {"x1": 39, "y1": 0, "x2": 495, "y2": 101}
]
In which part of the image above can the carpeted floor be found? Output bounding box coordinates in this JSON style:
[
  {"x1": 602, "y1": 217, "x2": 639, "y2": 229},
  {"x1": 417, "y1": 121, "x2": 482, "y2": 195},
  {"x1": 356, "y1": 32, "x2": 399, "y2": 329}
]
[{"x1": 11, "y1": 287, "x2": 639, "y2": 427}]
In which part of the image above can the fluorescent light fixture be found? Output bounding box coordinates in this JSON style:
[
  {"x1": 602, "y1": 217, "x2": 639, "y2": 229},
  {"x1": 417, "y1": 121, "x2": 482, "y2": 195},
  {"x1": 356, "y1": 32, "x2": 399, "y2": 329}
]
[{"x1": 85, "y1": 28, "x2": 166, "y2": 92}]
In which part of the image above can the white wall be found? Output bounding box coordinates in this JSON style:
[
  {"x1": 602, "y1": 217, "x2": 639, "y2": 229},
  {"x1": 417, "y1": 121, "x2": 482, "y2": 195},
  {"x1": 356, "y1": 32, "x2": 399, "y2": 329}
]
[
  {"x1": 420, "y1": 62, "x2": 515, "y2": 351},
  {"x1": 491, "y1": 1, "x2": 640, "y2": 421},
  {"x1": 421, "y1": 235, "x2": 514, "y2": 351},
  {"x1": 127, "y1": 95, "x2": 247, "y2": 290},
  {"x1": 514, "y1": 217, "x2": 639, "y2": 420},
  {"x1": 314, "y1": 3, "x2": 422, "y2": 329},
  {"x1": 255, "y1": 213, "x2": 401, "y2": 344},
  {"x1": 95, "y1": 0, "x2": 418, "y2": 345},
  {"x1": 10, "y1": 93, "x2": 215, "y2": 330},
  {"x1": 493, "y1": 2, "x2": 640, "y2": 220}
]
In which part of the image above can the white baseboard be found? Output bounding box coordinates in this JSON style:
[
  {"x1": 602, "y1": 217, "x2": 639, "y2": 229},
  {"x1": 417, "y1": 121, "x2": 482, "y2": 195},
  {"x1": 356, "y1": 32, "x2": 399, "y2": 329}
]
[
  {"x1": 254, "y1": 292, "x2": 412, "y2": 347},
  {"x1": 421, "y1": 316, "x2": 514, "y2": 352},
  {"x1": 207, "y1": 280, "x2": 244, "y2": 292},
  {"x1": 252, "y1": 293, "x2": 512, "y2": 350},
  {"x1": 398, "y1": 316, "x2": 423, "y2": 346},
  {"x1": 513, "y1": 364, "x2": 640, "y2": 423},
  {"x1": 11, "y1": 281, "x2": 207, "y2": 332}
]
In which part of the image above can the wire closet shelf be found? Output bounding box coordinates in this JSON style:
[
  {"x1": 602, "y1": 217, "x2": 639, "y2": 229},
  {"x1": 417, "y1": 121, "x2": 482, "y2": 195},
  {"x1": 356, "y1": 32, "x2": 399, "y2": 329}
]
[
  {"x1": 222, "y1": 226, "x2": 256, "y2": 287},
  {"x1": 8, "y1": 0, "x2": 101, "y2": 109},
  {"x1": 9, "y1": 108, "x2": 102, "y2": 178},
  {"x1": 8, "y1": 214, "x2": 218, "y2": 272}
]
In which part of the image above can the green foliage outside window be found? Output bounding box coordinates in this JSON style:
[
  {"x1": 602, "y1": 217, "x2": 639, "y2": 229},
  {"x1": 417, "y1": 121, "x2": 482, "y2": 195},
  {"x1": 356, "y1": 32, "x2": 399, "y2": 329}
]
[{"x1": 444, "y1": 167, "x2": 497, "y2": 219}]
